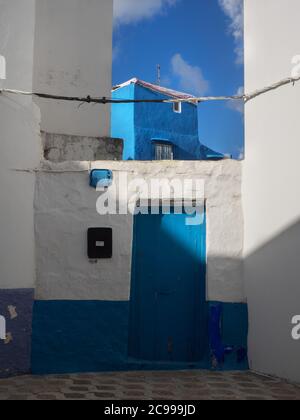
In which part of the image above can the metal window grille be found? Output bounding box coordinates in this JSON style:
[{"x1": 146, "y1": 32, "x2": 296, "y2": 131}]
[{"x1": 154, "y1": 143, "x2": 174, "y2": 160}]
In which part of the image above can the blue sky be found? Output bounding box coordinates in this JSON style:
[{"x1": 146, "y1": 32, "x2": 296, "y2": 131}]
[{"x1": 113, "y1": 0, "x2": 244, "y2": 159}]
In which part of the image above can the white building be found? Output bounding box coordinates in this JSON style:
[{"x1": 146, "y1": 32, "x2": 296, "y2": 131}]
[{"x1": 0, "y1": 0, "x2": 300, "y2": 383}]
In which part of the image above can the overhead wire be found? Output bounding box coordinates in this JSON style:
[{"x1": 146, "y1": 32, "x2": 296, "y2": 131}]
[{"x1": 0, "y1": 76, "x2": 299, "y2": 106}]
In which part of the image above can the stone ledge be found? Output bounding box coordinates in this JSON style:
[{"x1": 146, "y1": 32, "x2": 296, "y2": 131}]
[{"x1": 41, "y1": 132, "x2": 123, "y2": 162}]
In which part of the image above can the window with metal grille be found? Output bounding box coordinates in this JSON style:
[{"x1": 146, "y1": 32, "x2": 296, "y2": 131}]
[{"x1": 153, "y1": 141, "x2": 174, "y2": 160}]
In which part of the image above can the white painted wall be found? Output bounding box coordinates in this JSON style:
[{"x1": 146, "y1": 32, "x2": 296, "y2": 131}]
[
  {"x1": 0, "y1": 0, "x2": 41, "y2": 289},
  {"x1": 243, "y1": 0, "x2": 300, "y2": 382},
  {"x1": 33, "y1": 0, "x2": 113, "y2": 137},
  {"x1": 35, "y1": 160, "x2": 244, "y2": 302}
]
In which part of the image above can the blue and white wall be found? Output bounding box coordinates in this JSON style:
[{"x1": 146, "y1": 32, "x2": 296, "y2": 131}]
[
  {"x1": 31, "y1": 159, "x2": 247, "y2": 374},
  {"x1": 0, "y1": 0, "x2": 40, "y2": 377},
  {"x1": 1, "y1": 0, "x2": 247, "y2": 377},
  {"x1": 111, "y1": 83, "x2": 202, "y2": 160},
  {"x1": 0, "y1": 0, "x2": 114, "y2": 377}
]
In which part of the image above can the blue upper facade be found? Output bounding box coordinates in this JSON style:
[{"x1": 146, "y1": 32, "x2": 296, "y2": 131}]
[{"x1": 111, "y1": 79, "x2": 223, "y2": 161}]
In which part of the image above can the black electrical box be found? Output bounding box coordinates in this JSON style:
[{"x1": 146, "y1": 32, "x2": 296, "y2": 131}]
[{"x1": 87, "y1": 228, "x2": 113, "y2": 259}]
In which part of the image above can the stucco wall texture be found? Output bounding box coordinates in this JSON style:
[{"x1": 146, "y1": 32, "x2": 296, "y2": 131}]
[
  {"x1": 134, "y1": 85, "x2": 201, "y2": 160},
  {"x1": 35, "y1": 159, "x2": 244, "y2": 303},
  {"x1": 42, "y1": 132, "x2": 123, "y2": 162},
  {"x1": 0, "y1": 290, "x2": 34, "y2": 378},
  {"x1": 33, "y1": 0, "x2": 113, "y2": 137}
]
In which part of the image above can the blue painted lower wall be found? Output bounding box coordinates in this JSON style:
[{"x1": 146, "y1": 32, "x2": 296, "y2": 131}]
[
  {"x1": 31, "y1": 300, "x2": 248, "y2": 375},
  {"x1": 209, "y1": 302, "x2": 249, "y2": 370},
  {"x1": 0, "y1": 289, "x2": 34, "y2": 378},
  {"x1": 31, "y1": 301, "x2": 130, "y2": 375}
]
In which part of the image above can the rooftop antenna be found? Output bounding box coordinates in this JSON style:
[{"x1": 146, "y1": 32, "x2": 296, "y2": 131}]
[{"x1": 157, "y1": 64, "x2": 161, "y2": 86}]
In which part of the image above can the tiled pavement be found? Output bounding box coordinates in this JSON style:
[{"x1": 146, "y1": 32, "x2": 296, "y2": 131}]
[{"x1": 0, "y1": 370, "x2": 299, "y2": 400}]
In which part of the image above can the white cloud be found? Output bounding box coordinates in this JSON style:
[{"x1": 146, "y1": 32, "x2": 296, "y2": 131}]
[
  {"x1": 227, "y1": 86, "x2": 244, "y2": 114},
  {"x1": 218, "y1": 0, "x2": 244, "y2": 64},
  {"x1": 114, "y1": 0, "x2": 179, "y2": 25},
  {"x1": 171, "y1": 53, "x2": 209, "y2": 96}
]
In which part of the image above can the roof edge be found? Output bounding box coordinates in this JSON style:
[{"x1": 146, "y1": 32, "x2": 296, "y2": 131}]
[{"x1": 112, "y1": 78, "x2": 196, "y2": 101}]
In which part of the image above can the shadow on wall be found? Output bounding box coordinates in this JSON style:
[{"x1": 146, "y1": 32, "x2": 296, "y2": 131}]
[
  {"x1": 2, "y1": 219, "x2": 300, "y2": 379},
  {"x1": 244, "y1": 219, "x2": 300, "y2": 383},
  {"x1": 30, "y1": 211, "x2": 247, "y2": 375}
]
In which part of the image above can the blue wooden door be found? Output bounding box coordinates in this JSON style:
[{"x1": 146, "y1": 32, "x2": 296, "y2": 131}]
[{"x1": 129, "y1": 208, "x2": 207, "y2": 363}]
